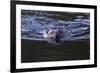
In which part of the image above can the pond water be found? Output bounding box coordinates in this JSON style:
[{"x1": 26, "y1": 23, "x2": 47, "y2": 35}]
[{"x1": 21, "y1": 10, "x2": 90, "y2": 41}]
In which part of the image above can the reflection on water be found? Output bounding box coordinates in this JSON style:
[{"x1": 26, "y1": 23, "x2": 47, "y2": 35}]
[{"x1": 21, "y1": 10, "x2": 90, "y2": 41}]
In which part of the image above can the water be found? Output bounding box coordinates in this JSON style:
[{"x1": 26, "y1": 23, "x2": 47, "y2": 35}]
[
  {"x1": 21, "y1": 10, "x2": 90, "y2": 41},
  {"x1": 21, "y1": 11, "x2": 90, "y2": 62}
]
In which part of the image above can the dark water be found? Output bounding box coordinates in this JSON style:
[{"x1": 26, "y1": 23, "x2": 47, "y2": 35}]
[{"x1": 21, "y1": 39, "x2": 90, "y2": 63}]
